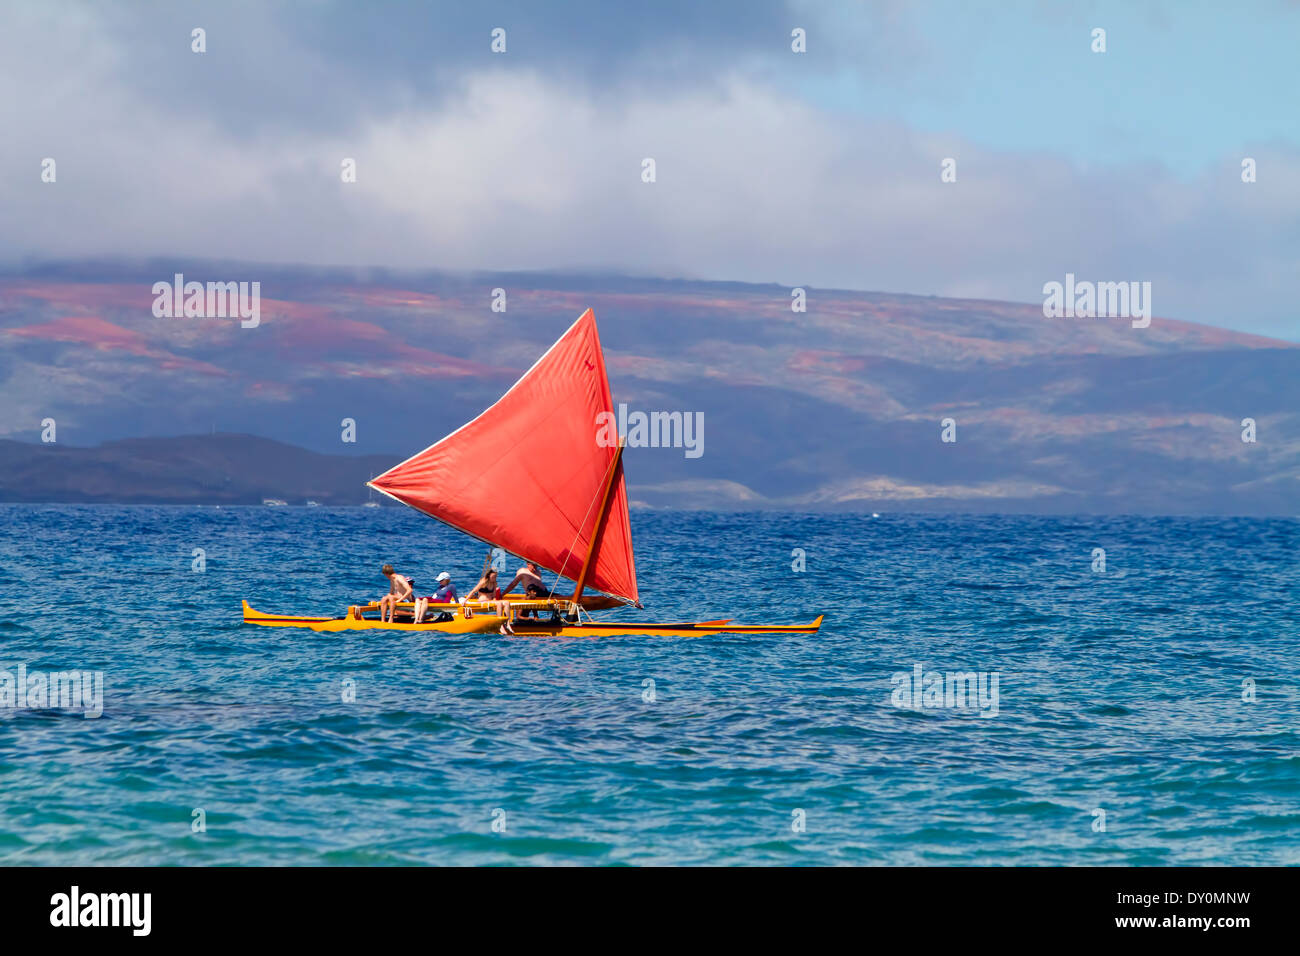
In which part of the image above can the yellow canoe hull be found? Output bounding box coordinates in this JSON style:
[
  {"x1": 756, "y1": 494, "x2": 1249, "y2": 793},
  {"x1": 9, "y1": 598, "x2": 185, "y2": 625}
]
[
  {"x1": 241, "y1": 600, "x2": 504, "y2": 634},
  {"x1": 241, "y1": 601, "x2": 823, "y2": 637}
]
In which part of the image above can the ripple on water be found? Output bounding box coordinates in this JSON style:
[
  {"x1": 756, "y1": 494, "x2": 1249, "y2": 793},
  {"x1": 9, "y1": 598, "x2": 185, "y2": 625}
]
[{"x1": 0, "y1": 507, "x2": 1296, "y2": 864}]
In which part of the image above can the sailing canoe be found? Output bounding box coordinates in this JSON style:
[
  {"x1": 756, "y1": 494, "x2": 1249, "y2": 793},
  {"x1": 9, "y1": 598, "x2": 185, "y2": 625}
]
[
  {"x1": 243, "y1": 601, "x2": 823, "y2": 637},
  {"x1": 241, "y1": 308, "x2": 822, "y2": 637}
]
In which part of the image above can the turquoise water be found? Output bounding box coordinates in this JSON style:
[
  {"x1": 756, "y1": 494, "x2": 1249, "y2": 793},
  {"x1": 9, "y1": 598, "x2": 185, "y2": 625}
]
[{"x1": 0, "y1": 505, "x2": 1296, "y2": 865}]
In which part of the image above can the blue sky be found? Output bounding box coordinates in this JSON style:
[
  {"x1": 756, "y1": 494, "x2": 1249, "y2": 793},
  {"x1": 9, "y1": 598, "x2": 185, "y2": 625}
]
[
  {"x1": 798, "y1": 0, "x2": 1300, "y2": 177},
  {"x1": 1, "y1": 0, "x2": 1296, "y2": 339}
]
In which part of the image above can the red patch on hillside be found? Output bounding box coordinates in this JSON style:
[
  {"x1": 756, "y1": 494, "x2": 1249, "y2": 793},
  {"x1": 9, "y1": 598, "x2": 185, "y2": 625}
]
[
  {"x1": 266, "y1": 311, "x2": 509, "y2": 379},
  {"x1": 787, "y1": 350, "x2": 869, "y2": 375},
  {"x1": 0, "y1": 281, "x2": 155, "y2": 313},
  {"x1": 6, "y1": 315, "x2": 230, "y2": 376}
]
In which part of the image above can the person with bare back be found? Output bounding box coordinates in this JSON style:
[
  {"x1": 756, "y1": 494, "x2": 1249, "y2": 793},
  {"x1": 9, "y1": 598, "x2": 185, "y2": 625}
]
[
  {"x1": 502, "y1": 561, "x2": 545, "y2": 596},
  {"x1": 378, "y1": 564, "x2": 412, "y2": 623}
]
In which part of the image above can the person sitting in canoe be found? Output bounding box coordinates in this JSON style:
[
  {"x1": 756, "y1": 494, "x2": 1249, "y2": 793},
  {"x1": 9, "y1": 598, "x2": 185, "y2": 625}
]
[
  {"x1": 516, "y1": 582, "x2": 547, "y2": 619},
  {"x1": 502, "y1": 561, "x2": 545, "y2": 596},
  {"x1": 412, "y1": 571, "x2": 458, "y2": 624},
  {"x1": 378, "y1": 564, "x2": 413, "y2": 623},
  {"x1": 469, "y1": 568, "x2": 514, "y2": 635}
]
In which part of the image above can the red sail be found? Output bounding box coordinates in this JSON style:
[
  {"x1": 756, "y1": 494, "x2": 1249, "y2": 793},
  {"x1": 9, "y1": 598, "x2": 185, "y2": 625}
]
[{"x1": 368, "y1": 308, "x2": 639, "y2": 604}]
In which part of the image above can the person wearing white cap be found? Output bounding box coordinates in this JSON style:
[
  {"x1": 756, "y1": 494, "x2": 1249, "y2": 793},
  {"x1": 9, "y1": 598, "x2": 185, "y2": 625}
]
[{"x1": 412, "y1": 572, "x2": 457, "y2": 625}]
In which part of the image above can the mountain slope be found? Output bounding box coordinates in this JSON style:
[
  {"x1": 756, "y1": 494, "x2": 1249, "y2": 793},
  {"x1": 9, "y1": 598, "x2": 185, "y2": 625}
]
[
  {"x1": 0, "y1": 263, "x2": 1295, "y2": 512},
  {"x1": 0, "y1": 434, "x2": 394, "y2": 504}
]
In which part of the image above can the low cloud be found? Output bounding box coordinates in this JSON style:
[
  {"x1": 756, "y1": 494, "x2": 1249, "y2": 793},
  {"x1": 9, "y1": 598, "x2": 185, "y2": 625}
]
[{"x1": 2, "y1": 3, "x2": 1296, "y2": 339}]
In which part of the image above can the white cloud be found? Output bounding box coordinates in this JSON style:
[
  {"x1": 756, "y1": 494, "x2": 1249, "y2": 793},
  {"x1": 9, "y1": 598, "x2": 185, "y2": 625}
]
[{"x1": 2, "y1": 4, "x2": 1297, "y2": 340}]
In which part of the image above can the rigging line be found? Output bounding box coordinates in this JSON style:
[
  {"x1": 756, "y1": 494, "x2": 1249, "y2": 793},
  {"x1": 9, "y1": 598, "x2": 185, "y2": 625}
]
[{"x1": 549, "y1": 445, "x2": 623, "y2": 603}]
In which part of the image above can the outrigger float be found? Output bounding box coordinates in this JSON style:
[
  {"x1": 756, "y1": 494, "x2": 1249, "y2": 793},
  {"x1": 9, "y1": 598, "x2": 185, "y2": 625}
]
[{"x1": 242, "y1": 308, "x2": 823, "y2": 638}]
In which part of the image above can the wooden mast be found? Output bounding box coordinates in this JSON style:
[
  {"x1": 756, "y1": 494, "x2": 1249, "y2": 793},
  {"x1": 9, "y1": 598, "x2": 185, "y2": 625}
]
[{"x1": 571, "y1": 438, "x2": 626, "y2": 605}]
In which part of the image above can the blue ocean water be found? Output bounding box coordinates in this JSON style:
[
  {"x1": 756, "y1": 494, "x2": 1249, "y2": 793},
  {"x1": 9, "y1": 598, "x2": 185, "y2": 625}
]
[{"x1": 0, "y1": 505, "x2": 1296, "y2": 866}]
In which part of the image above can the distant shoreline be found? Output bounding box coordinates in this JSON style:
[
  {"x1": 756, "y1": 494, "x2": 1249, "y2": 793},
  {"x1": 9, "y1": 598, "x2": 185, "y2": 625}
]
[{"x1": 0, "y1": 501, "x2": 1294, "y2": 518}]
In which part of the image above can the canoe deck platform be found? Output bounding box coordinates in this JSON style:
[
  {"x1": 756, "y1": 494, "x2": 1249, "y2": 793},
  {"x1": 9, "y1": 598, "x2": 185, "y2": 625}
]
[{"x1": 241, "y1": 600, "x2": 823, "y2": 636}]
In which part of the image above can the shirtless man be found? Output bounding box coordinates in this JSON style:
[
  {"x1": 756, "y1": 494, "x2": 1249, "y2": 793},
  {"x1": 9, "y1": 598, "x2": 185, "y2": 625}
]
[
  {"x1": 502, "y1": 561, "x2": 545, "y2": 596},
  {"x1": 378, "y1": 564, "x2": 412, "y2": 623}
]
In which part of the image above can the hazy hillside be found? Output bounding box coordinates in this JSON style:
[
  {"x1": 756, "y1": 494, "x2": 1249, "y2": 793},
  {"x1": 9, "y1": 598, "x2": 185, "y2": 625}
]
[
  {"x1": 0, "y1": 434, "x2": 395, "y2": 505},
  {"x1": 0, "y1": 262, "x2": 1296, "y2": 512}
]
